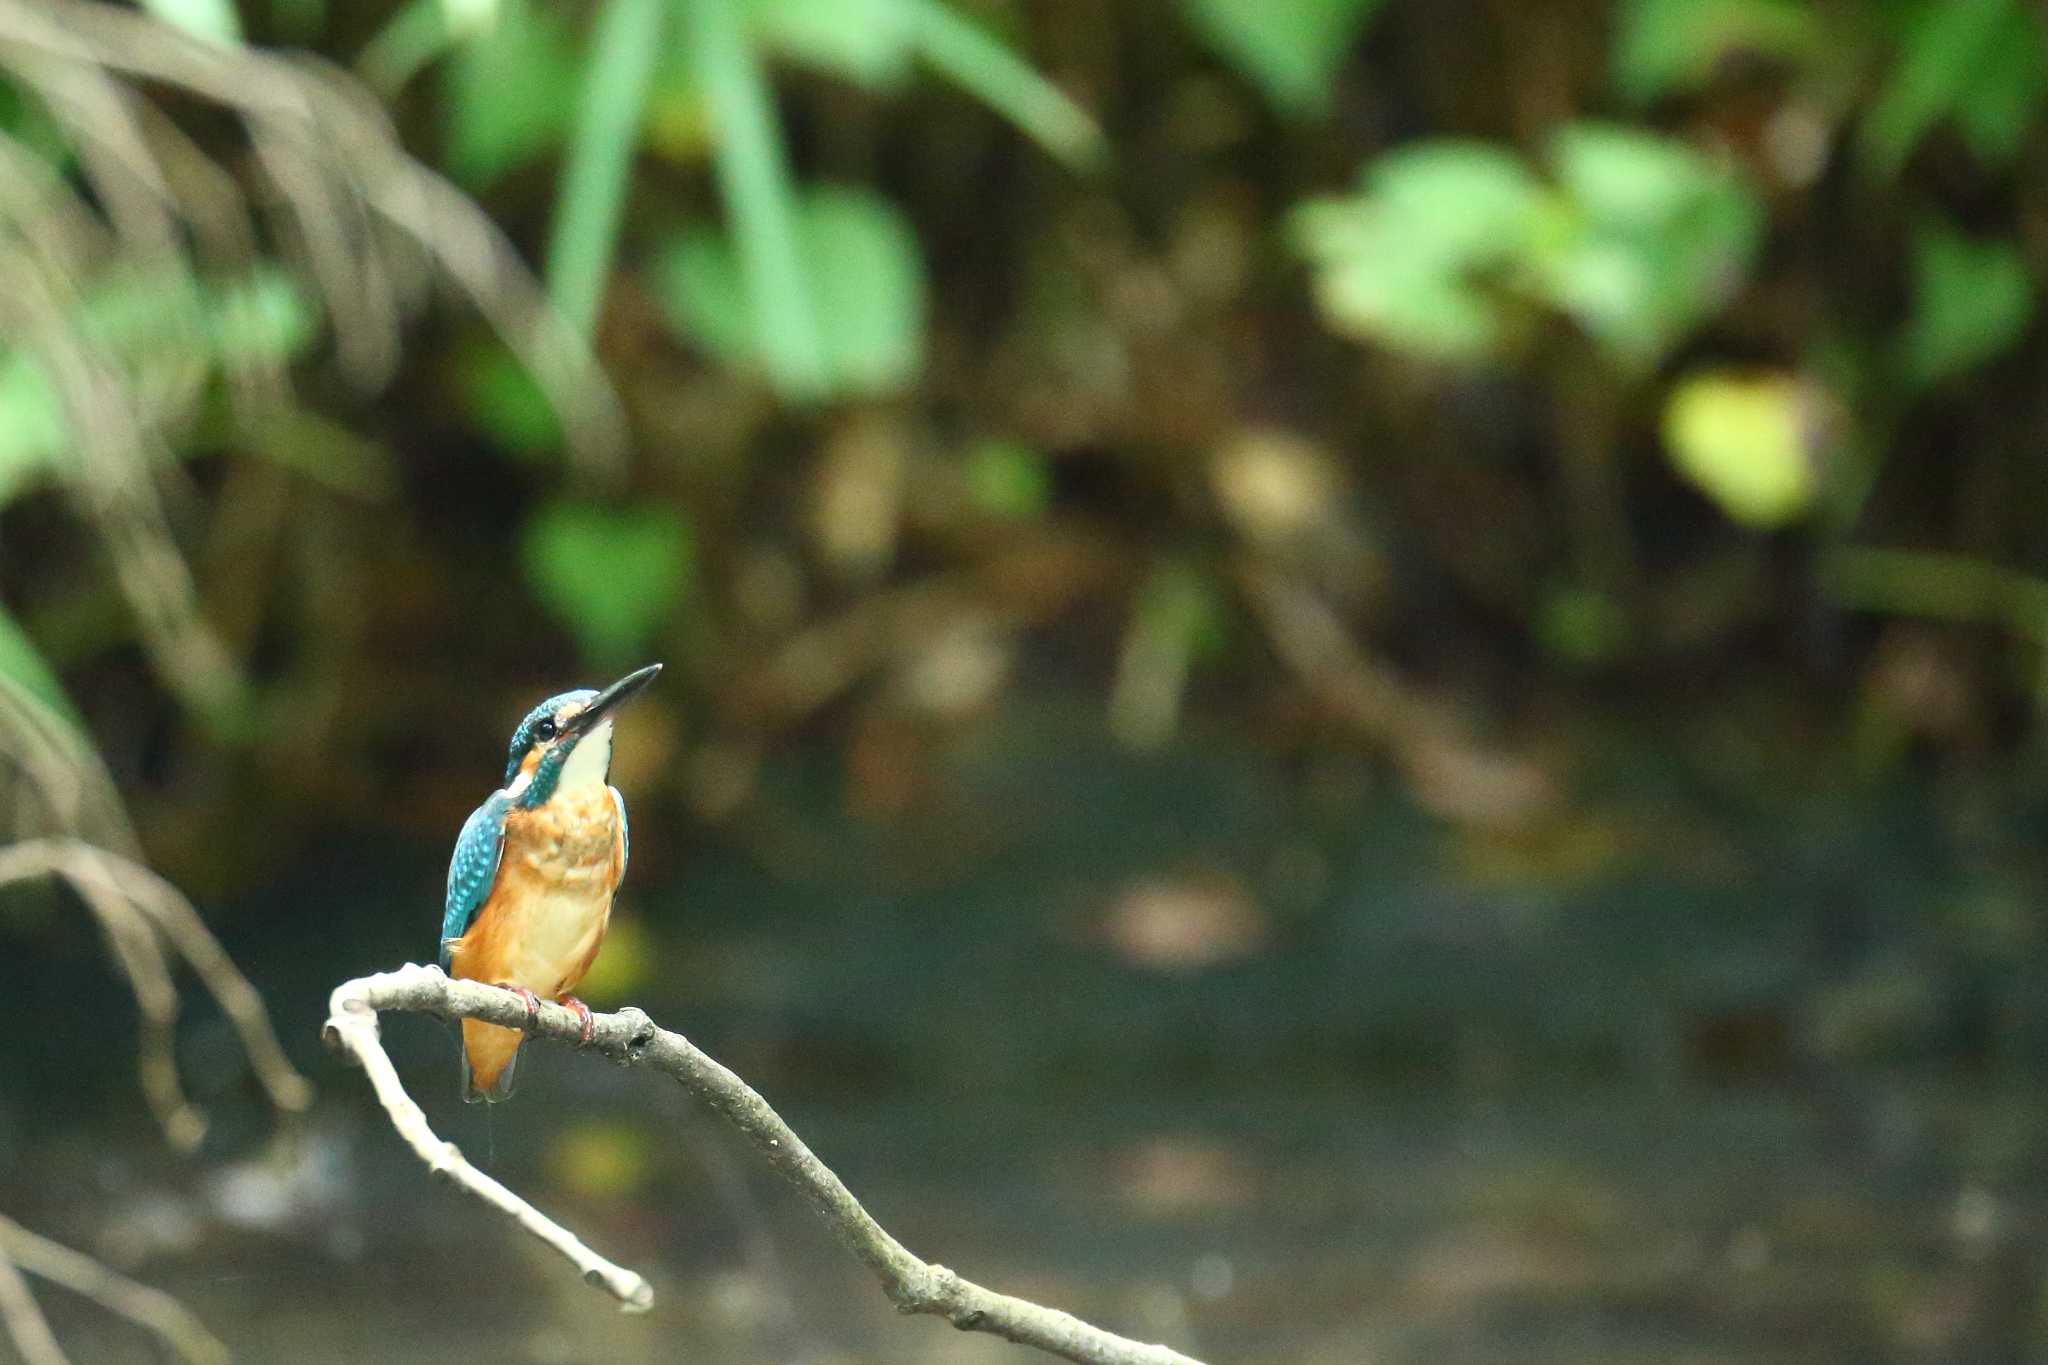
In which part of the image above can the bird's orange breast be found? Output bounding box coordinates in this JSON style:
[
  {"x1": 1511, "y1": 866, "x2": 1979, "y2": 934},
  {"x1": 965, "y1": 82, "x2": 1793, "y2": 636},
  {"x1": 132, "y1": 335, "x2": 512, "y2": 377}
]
[{"x1": 448, "y1": 788, "x2": 624, "y2": 999}]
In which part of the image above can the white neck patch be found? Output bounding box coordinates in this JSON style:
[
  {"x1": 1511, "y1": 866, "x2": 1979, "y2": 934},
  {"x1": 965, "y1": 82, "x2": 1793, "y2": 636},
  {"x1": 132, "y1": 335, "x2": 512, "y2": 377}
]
[{"x1": 556, "y1": 718, "x2": 613, "y2": 791}]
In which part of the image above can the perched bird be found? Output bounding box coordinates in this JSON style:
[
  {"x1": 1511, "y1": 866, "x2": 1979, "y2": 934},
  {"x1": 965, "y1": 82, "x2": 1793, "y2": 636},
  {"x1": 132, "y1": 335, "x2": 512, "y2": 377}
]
[{"x1": 440, "y1": 664, "x2": 661, "y2": 1101}]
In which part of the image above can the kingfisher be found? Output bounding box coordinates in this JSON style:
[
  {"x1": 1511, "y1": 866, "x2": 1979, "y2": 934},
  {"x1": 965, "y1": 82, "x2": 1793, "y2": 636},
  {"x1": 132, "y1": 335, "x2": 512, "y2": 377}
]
[{"x1": 440, "y1": 663, "x2": 661, "y2": 1102}]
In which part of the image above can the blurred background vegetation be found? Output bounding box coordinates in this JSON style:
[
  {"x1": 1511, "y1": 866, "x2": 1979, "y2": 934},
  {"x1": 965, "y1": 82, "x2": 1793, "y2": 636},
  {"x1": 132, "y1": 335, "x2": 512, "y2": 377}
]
[{"x1": 4, "y1": 0, "x2": 2048, "y2": 1361}]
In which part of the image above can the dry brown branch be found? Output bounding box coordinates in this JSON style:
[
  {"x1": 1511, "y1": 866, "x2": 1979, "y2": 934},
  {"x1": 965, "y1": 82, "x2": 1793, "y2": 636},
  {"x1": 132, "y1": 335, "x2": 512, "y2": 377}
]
[
  {"x1": 0, "y1": 833, "x2": 306, "y2": 1359},
  {"x1": 0, "y1": 125, "x2": 244, "y2": 715},
  {"x1": 0, "y1": 1212, "x2": 227, "y2": 1365},
  {"x1": 325, "y1": 964, "x2": 1207, "y2": 1365},
  {"x1": 1235, "y1": 561, "x2": 1555, "y2": 827},
  {"x1": 323, "y1": 969, "x2": 653, "y2": 1313},
  {"x1": 0, "y1": 1234, "x2": 65, "y2": 1365},
  {"x1": 0, "y1": 839, "x2": 313, "y2": 1146},
  {"x1": 0, "y1": 681, "x2": 136, "y2": 857}
]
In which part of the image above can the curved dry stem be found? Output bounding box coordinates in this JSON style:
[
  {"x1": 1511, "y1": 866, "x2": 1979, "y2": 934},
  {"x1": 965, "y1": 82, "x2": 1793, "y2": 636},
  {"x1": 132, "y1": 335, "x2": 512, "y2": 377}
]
[
  {"x1": 0, "y1": 682, "x2": 136, "y2": 857},
  {"x1": 322, "y1": 974, "x2": 653, "y2": 1312},
  {"x1": 0, "y1": 839, "x2": 314, "y2": 1146},
  {"x1": 324, "y1": 964, "x2": 1207, "y2": 1365},
  {"x1": 48, "y1": 850, "x2": 205, "y2": 1149},
  {"x1": 0, "y1": 0, "x2": 628, "y2": 486},
  {"x1": 0, "y1": 1213, "x2": 227, "y2": 1365},
  {"x1": 0, "y1": 128, "x2": 244, "y2": 716},
  {"x1": 0, "y1": 1234, "x2": 65, "y2": 1365},
  {"x1": 99, "y1": 853, "x2": 314, "y2": 1112}
]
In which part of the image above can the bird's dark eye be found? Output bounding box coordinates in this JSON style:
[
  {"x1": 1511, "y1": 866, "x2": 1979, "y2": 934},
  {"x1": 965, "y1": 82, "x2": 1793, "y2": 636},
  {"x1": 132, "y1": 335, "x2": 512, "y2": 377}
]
[{"x1": 534, "y1": 718, "x2": 557, "y2": 741}]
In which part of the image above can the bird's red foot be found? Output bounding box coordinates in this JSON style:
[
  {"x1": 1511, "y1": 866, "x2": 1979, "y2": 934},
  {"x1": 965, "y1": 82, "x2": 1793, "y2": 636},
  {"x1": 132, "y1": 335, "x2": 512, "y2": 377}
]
[
  {"x1": 559, "y1": 996, "x2": 596, "y2": 1046},
  {"x1": 508, "y1": 986, "x2": 542, "y2": 1025}
]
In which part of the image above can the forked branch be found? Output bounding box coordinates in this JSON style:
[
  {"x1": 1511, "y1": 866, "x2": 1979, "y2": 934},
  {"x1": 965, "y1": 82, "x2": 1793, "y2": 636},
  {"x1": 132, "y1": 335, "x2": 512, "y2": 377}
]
[{"x1": 323, "y1": 964, "x2": 1206, "y2": 1365}]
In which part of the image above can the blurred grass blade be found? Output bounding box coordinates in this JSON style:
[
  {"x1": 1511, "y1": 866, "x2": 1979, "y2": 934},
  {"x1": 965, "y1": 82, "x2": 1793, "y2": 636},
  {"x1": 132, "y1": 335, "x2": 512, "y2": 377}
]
[
  {"x1": 0, "y1": 606, "x2": 84, "y2": 730},
  {"x1": 358, "y1": 0, "x2": 454, "y2": 95},
  {"x1": 361, "y1": 0, "x2": 509, "y2": 93},
  {"x1": 907, "y1": 0, "x2": 1106, "y2": 171},
  {"x1": 1822, "y1": 547, "x2": 2048, "y2": 645},
  {"x1": 138, "y1": 0, "x2": 243, "y2": 43},
  {"x1": 546, "y1": 0, "x2": 666, "y2": 337},
  {"x1": 687, "y1": 0, "x2": 827, "y2": 399}
]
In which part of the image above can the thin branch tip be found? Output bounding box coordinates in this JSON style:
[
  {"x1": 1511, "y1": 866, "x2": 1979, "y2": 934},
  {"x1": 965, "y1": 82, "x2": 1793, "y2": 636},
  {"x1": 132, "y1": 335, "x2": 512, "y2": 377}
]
[{"x1": 328, "y1": 967, "x2": 1208, "y2": 1365}]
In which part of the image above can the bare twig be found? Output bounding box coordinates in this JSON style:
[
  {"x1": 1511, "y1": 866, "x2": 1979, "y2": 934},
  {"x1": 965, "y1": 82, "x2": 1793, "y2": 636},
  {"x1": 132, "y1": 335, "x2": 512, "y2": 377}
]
[
  {"x1": 0, "y1": 0, "x2": 628, "y2": 485},
  {"x1": 96, "y1": 852, "x2": 314, "y2": 1114},
  {"x1": 0, "y1": 839, "x2": 314, "y2": 1147},
  {"x1": 0, "y1": 1236, "x2": 65, "y2": 1365},
  {"x1": 0, "y1": 1213, "x2": 227, "y2": 1365},
  {"x1": 0, "y1": 683, "x2": 134, "y2": 851},
  {"x1": 321, "y1": 969, "x2": 654, "y2": 1313},
  {"x1": 1236, "y1": 561, "x2": 1554, "y2": 827},
  {"x1": 324, "y1": 963, "x2": 1207, "y2": 1365}
]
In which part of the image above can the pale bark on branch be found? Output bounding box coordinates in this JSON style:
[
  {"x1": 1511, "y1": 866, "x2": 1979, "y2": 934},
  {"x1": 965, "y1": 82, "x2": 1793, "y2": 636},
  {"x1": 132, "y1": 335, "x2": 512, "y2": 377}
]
[
  {"x1": 0, "y1": 1213, "x2": 228, "y2": 1365},
  {"x1": 323, "y1": 963, "x2": 1207, "y2": 1365}
]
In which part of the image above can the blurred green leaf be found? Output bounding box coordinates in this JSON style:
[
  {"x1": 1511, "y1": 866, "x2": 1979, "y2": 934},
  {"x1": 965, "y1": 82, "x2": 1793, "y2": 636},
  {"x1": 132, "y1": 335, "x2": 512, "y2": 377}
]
[
  {"x1": 1178, "y1": 0, "x2": 1386, "y2": 115},
  {"x1": 1142, "y1": 561, "x2": 1229, "y2": 661},
  {"x1": 0, "y1": 606, "x2": 83, "y2": 730},
  {"x1": 444, "y1": 0, "x2": 580, "y2": 185},
  {"x1": 454, "y1": 340, "x2": 561, "y2": 457},
  {"x1": 545, "y1": 0, "x2": 666, "y2": 337},
  {"x1": 1109, "y1": 560, "x2": 1228, "y2": 747},
  {"x1": 522, "y1": 502, "x2": 693, "y2": 668},
  {"x1": 907, "y1": 0, "x2": 1106, "y2": 170},
  {"x1": 1611, "y1": 0, "x2": 1816, "y2": 104},
  {"x1": 1539, "y1": 123, "x2": 1762, "y2": 367},
  {"x1": 1369, "y1": 143, "x2": 1546, "y2": 262},
  {"x1": 1536, "y1": 585, "x2": 1631, "y2": 666},
  {"x1": 1550, "y1": 124, "x2": 1723, "y2": 227},
  {"x1": 1293, "y1": 142, "x2": 1542, "y2": 360},
  {"x1": 1948, "y1": 9, "x2": 2048, "y2": 166},
  {"x1": 206, "y1": 270, "x2": 320, "y2": 363},
  {"x1": 1862, "y1": 0, "x2": 2045, "y2": 177},
  {"x1": 750, "y1": 0, "x2": 916, "y2": 86},
  {"x1": 0, "y1": 358, "x2": 69, "y2": 502},
  {"x1": 1661, "y1": 369, "x2": 1817, "y2": 527},
  {"x1": 656, "y1": 185, "x2": 927, "y2": 397},
  {"x1": 963, "y1": 439, "x2": 1051, "y2": 520},
  {"x1": 0, "y1": 267, "x2": 316, "y2": 504},
  {"x1": 1900, "y1": 220, "x2": 2033, "y2": 388},
  {"x1": 139, "y1": 0, "x2": 243, "y2": 43}
]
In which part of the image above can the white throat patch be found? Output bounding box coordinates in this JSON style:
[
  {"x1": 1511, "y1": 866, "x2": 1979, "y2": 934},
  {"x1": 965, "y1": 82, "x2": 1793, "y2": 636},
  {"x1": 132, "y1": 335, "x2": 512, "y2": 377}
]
[{"x1": 557, "y1": 718, "x2": 613, "y2": 791}]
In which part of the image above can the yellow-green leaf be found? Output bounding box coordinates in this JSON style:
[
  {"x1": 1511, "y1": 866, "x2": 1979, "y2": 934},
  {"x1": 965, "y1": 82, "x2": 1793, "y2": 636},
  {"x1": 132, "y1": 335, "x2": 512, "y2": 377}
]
[{"x1": 1661, "y1": 370, "x2": 1817, "y2": 528}]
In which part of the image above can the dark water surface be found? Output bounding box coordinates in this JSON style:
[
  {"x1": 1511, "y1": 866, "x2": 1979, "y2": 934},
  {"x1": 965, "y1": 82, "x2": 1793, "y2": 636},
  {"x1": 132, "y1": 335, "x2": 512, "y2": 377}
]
[{"x1": 5, "y1": 718, "x2": 2047, "y2": 1362}]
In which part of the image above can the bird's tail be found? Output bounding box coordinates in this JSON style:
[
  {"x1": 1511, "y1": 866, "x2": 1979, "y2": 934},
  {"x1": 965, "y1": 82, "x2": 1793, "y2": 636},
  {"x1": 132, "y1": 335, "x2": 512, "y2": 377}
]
[{"x1": 460, "y1": 1018, "x2": 522, "y2": 1103}]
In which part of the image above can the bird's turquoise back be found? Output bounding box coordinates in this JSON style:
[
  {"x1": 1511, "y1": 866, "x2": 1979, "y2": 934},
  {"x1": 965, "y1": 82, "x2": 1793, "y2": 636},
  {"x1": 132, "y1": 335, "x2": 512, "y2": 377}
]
[{"x1": 441, "y1": 791, "x2": 510, "y2": 968}]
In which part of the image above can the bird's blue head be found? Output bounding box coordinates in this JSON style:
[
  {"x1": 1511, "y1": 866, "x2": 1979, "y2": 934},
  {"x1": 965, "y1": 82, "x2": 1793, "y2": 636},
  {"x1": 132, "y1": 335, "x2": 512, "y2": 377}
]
[{"x1": 502, "y1": 663, "x2": 662, "y2": 807}]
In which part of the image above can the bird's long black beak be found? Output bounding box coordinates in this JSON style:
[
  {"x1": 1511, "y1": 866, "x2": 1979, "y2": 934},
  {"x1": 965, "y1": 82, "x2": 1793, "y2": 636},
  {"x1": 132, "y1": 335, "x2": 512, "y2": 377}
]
[{"x1": 567, "y1": 662, "x2": 662, "y2": 734}]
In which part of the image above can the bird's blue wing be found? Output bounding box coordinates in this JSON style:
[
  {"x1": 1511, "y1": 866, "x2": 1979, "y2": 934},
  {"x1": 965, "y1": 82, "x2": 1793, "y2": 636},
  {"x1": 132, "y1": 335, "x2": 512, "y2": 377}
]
[{"x1": 441, "y1": 793, "x2": 510, "y2": 969}]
